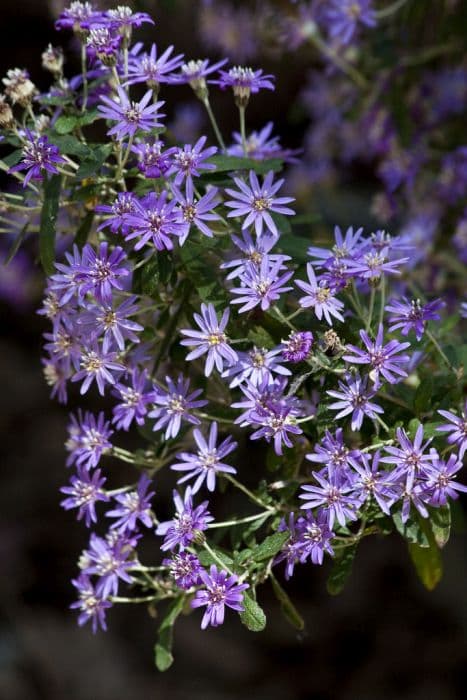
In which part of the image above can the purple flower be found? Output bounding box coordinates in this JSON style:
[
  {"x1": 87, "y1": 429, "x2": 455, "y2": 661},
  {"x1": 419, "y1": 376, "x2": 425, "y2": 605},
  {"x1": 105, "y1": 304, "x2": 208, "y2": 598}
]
[
  {"x1": 49, "y1": 246, "x2": 86, "y2": 305},
  {"x1": 169, "y1": 136, "x2": 217, "y2": 185},
  {"x1": 306, "y1": 428, "x2": 358, "y2": 477},
  {"x1": 421, "y1": 453, "x2": 467, "y2": 507},
  {"x1": 381, "y1": 425, "x2": 435, "y2": 490},
  {"x1": 175, "y1": 58, "x2": 228, "y2": 94},
  {"x1": 225, "y1": 170, "x2": 295, "y2": 237},
  {"x1": 220, "y1": 230, "x2": 289, "y2": 280},
  {"x1": 131, "y1": 140, "x2": 176, "y2": 178},
  {"x1": 385, "y1": 298, "x2": 444, "y2": 341},
  {"x1": 227, "y1": 122, "x2": 300, "y2": 162},
  {"x1": 348, "y1": 451, "x2": 398, "y2": 515},
  {"x1": 191, "y1": 565, "x2": 249, "y2": 629},
  {"x1": 84, "y1": 532, "x2": 135, "y2": 598},
  {"x1": 180, "y1": 303, "x2": 238, "y2": 377},
  {"x1": 281, "y1": 331, "x2": 314, "y2": 363},
  {"x1": 222, "y1": 345, "x2": 291, "y2": 388},
  {"x1": 164, "y1": 551, "x2": 202, "y2": 589},
  {"x1": 300, "y1": 472, "x2": 362, "y2": 528},
  {"x1": 148, "y1": 375, "x2": 207, "y2": 439},
  {"x1": 230, "y1": 255, "x2": 294, "y2": 313},
  {"x1": 296, "y1": 263, "x2": 344, "y2": 325},
  {"x1": 112, "y1": 369, "x2": 152, "y2": 430},
  {"x1": 345, "y1": 249, "x2": 408, "y2": 282},
  {"x1": 343, "y1": 324, "x2": 410, "y2": 386},
  {"x1": 171, "y1": 422, "x2": 237, "y2": 493},
  {"x1": 126, "y1": 43, "x2": 184, "y2": 88},
  {"x1": 42, "y1": 355, "x2": 71, "y2": 404},
  {"x1": 97, "y1": 85, "x2": 164, "y2": 140},
  {"x1": 437, "y1": 402, "x2": 467, "y2": 459},
  {"x1": 79, "y1": 242, "x2": 130, "y2": 305},
  {"x1": 214, "y1": 66, "x2": 275, "y2": 105},
  {"x1": 324, "y1": 0, "x2": 377, "y2": 45},
  {"x1": 56, "y1": 2, "x2": 103, "y2": 32},
  {"x1": 71, "y1": 574, "x2": 112, "y2": 634},
  {"x1": 72, "y1": 343, "x2": 124, "y2": 396},
  {"x1": 124, "y1": 190, "x2": 185, "y2": 251},
  {"x1": 298, "y1": 510, "x2": 335, "y2": 565},
  {"x1": 65, "y1": 410, "x2": 113, "y2": 470},
  {"x1": 308, "y1": 226, "x2": 364, "y2": 268},
  {"x1": 77, "y1": 296, "x2": 143, "y2": 351},
  {"x1": 172, "y1": 180, "x2": 221, "y2": 243},
  {"x1": 43, "y1": 322, "x2": 81, "y2": 374},
  {"x1": 250, "y1": 398, "x2": 303, "y2": 456},
  {"x1": 106, "y1": 474, "x2": 155, "y2": 533},
  {"x1": 327, "y1": 373, "x2": 384, "y2": 431},
  {"x1": 86, "y1": 27, "x2": 121, "y2": 66},
  {"x1": 156, "y1": 488, "x2": 213, "y2": 550},
  {"x1": 274, "y1": 513, "x2": 306, "y2": 579},
  {"x1": 105, "y1": 6, "x2": 153, "y2": 32},
  {"x1": 96, "y1": 192, "x2": 137, "y2": 235},
  {"x1": 9, "y1": 130, "x2": 65, "y2": 186},
  {"x1": 60, "y1": 466, "x2": 109, "y2": 527}
]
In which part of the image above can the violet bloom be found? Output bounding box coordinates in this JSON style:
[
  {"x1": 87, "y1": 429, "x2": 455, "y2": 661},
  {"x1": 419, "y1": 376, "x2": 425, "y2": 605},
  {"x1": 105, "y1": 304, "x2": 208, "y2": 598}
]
[
  {"x1": 169, "y1": 136, "x2": 217, "y2": 184},
  {"x1": 131, "y1": 140, "x2": 176, "y2": 178},
  {"x1": 274, "y1": 513, "x2": 307, "y2": 579},
  {"x1": 43, "y1": 322, "x2": 81, "y2": 374},
  {"x1": 148, "y1": 375, "x2": 207, "y2": 439},
  {"x1": 230, "y1": 256, "x2": 294, "y2": 313},
  {"x1": 385, "y1": 298, "x2": 444, "y2": 341},
  {"x1": 308, "y1": 226, "x2": 364, "y2": 268},
  {"x1": 156, "y1": 488, "x2": 213, "y2": 550},
  {"x1": 105, "y1": 6, "x2": 153, "y2": 32},
  {"x1": 60, "y1": 466, "x2": 109, "y2": 527},
  {"x1": 171, "y1": 422, "x2": 237, "y2": 493},
  {"x1": 72, "y1": 343, "x2": 125, "y2": 396},
  {"x1": 112, "y1": 369, "x2": 152, "y2": 430},
  {"x1": 343, "y1": 324, "x2": 410, "y2": 386},
  {"x1": 222, "y1": 345, "x2": 291, "y2": 388},
  {"x1": 126, "y1": 43, "x2": 184, "y2": 88},
  {"x1": 97, "y1": 85, "x2": 164, "y2": 140},
  {"x1": 437, "y1": 402, "x2": 467, "y2": 459},
  {"x1": 281, "y1": 331, "x2": 314, "y2": 363},
  {"x1": 96, "y1": 192, "x2": 137, "y2": 235},
  {"x1": 326, "y1": 373, "x2": 384, "y2": 431},
  {"x1": 84, "y1": 533, "x2": 135, "y2": 598},
  {"x1": 191, "y1": 565, "x2": 249, "y2": 629},
  {"x1": 77, "y1": 296, "x2": 143, "y2": 352},
  {"x1": 106, "y1": 473, "x2": 155, "y2": 533},
  {"x1": 298, "y1": 510, "x2": 335, "y2": 566},
  {"x1": 300, "y1": 472, "x2": 362, "y2": 528},
  {"x1": 86, "y1": 27, "x2": 121, "y2": 66},
  {"x1": 227, "y1": 122, "x2": 300, "y2": 162},
  {"x1": 79, "y1": 242, "x2": 130, "y2": 305},
  {"x1": 306, "y1": 428, "x2": 358, "y2": 477},
  {"x1": 180, "y1": 303, "x2": 238, "y2": 377},
  {"x1": 172, "y1": 180, "x2": 221, "y2": 243},
  {"x1": 324, "y1": 0, "x2": 377, "y2": 45},
  {"x1": 421, "y1": 453, "x2": 467, "y2": 507},
  {"x1": 164, "y1": 551, "x2": 202, "y2": 589},
  {"x1": 296, "y1": 263, "x2": 344, "y2": 325},
  {"x1": 214, "y1": 66, "x2": 275, "y2": 105},
  {"x1": 381, "y1": 425, "x2": 435, "y2": 490},
  {"x1": 346, "y1": 249, "x2": 409, "y2": 282},
  {"x1": 220, "y1": 230, "x2": 289, "y2": 280},
  {"x1": 42, "y1": 355, "x2": 71, "y2": 404},
  {"x1": 175, "y1": 58, "x2": 228, "y2": 94},
  {"x1": 71, "y1": 574, "x2": 112, "y2": 634},
  {"x1": 124, "y1": 190, "x2": 185, "y2": 251},
  {"x1": 348, "y1": 451, "x2": 398, "y2": 515},
  {"x1": 10, "y1": 130, "x2": 65, "y2": 186},
  {"x1": 250, "y1": 399, "x2": 303, "y2": 456},
  {"x1": 56, "y1": 2, "x2": 103, "y2": 32},
  {"x1": 49, "y1": 245, "x2": 86, "y2": 305},
  {"x1": 225, "y1": 170, "x2": 295, "y2": 237},
  {"x1": 65, "y1": 410, "x2": 113, "y2": 470}
]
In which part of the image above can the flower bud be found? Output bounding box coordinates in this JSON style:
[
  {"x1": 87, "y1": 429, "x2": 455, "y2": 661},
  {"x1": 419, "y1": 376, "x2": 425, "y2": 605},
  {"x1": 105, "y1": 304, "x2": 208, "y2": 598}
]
[
  {"x1": 42, "y1": 45, "x2": 64, "y2": 75},
  {"x1": 2, "y1": 68, "x2": 37, "y2": 107}
]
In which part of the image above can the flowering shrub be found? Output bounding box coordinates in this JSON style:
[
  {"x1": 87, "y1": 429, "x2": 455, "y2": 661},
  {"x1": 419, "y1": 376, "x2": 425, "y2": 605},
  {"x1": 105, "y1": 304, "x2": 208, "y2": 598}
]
[{"x1": 1, "y1": 1, "x2": 466, "y2": 670}]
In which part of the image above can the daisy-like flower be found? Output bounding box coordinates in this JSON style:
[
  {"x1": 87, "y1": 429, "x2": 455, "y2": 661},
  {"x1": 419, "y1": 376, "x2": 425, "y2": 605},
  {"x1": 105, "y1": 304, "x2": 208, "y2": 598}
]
[
  {"x1": 106, "y1": 473, "x2": 155, "y2": 533},
  {"x1": 348, "y1": 451, "x2": 398, "y2": 515},
  {"x1": 421, "y1": 452, "x2": 467, "y2": 507},
  {"x1": 97, "y1": 85, "x2": 164, "y2": 140},
  {"x1": 131, "y1": 140, "x2": 176, "y2": 178},
  {"x1": 308, "y1": 225, "x2": 364, "y2": 267},
  {"x1": 343, "y1": 324, "x2": 410, "y2": 386},
  {"x1": 227, "y1": 122, "x2": 300, "y2": 162},
  {"x1": 169, "y1": 136, "x2": 217, "y2": 184},
  {"x1": 281, "y1": 331, "x2": 314, "y2": 363},
  {"x1": 126, "y1": 43, "x2": 184, "y2": 88},
  {"x1": 327, "y1": 373, "x2": 384, "y2": 431},
  {"x1": 214, "y1": 66, "x2": 275, "y2": 106},
  {"x1": 77, "y1": 296, "x2": 143, "y2": 352},
  {"x1": 105, "y1": 6, "x2": 153, "y2": 33},
  {"x1": 171, "y1": 422, "x2": 238, "y2": 493},
  {"x1": 65, "y1": 409, "x2": 113, "y2": 470},
  {"x1": 296, "y1": 263, "x2": 345, "y2": 325},
  {"x1": 84, "y1": 532, "x2": 135, "y2": 598},
  {"x1": 229, "y1": 255, "x2": 294, "y2": 313},
  {"x1": 346, "y1": 249, "x2": 408, "y2": 282},
  {"x1": 156, "y1": 487, "x2": 213, "y2": 550},
  {"x1": 191, "y1": 565, "x2": 249, "y2": 629},
  {"x1": 78, "y1": 242, "x2": 130, "y2": 305},
  {"x1": 299, "y1": 472, "x2": 362, "y2": 528},
  {"x1": 274, "y1": 513, "x2": 307, "y2": 579},
  {"x1": 381, "y1": 425, "x2": 435, "y2": 490},
  {"x1": 437, "y1": 402, "x2": 467, "y2": 458},
  {"x1": 96, "y1": 191, "x2": 137, "y2": 235},
  {"x1": 298, "y1": 510, "x2": 335, "y2": 566},
  {"x1": 385, "y1": 298, "x2": 444, "y2": 341},
  {"x1": 148, "y1": 374, "x2": 208, "y2": 439},
  {"x1": 72, "y1": 343, "x2": 125, "y2": 396},
  {"x1": 324, "y1": 0, "x2": 377, "y2": 45},
  {"x1": 55, "y1": 2, "x2": 102, "y2": 32},
  {"x1": 222, "y1": 345, "x2": 291, "y2": 388},
  {"x1": 225, "y1": 170, "x2": 295, "y2": 237},
  {"x1": 180, "y1": 303, "x2": 238, "y2": 377},
  {"x1": 112, "y1": 369, "x2": 152, "y2": 430},
  {"x1": 306, "y1": 428, "x2": 358, "y2": 476},
  {"x1": 71, "y1": 574, "x2": 112, "y2": 634},
  {"x1": 164, "y1": 551, "x2": 202, "y2": 590},
  {"x1": 250, "y1": 399, "x2": 303, "y2": 455},
  {"x1": 172, "y1": 180, "x2": 221, "y2": 243},
  {"x1": 10, "y1": 130, "x2": 66, "y2": 187},
  {"x1": 60, "y1": 465, "x2": 109, "y2": 527},
  {"x1": 220, "y1": 230, "x2": 290, "y2": 280},
  {"x1": 175, "y1": 57, "x2": 228, "y2": 97},
  {"x1": 124, "y1": 190, "x2": 185, "y2": 251},
  {"x1": 86, "y1": 27, "x2": 121, "y2": 67}
]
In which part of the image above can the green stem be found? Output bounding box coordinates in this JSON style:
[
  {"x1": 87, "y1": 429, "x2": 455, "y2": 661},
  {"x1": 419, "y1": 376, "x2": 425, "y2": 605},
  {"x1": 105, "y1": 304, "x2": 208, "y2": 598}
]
[
  {"x1": 203, "y1": 541, "x2": 235, "y2": 576},
  {"x1": 308, "y1": 31, "x2": 368, "y2": 89},
  {"x1": 208, "y1": 511, "x2": 272, "y2": 530},
  {"x1": 81, "y1": 43, "x2": 88, "y2": 113},
  {"x1": 202, "y1": 96, "x2": 226, "y2": 150},
  {"x1": 366, "y1": 285, "x2": 376, "y2": 333},
  {"x1": 223, "y1": 473, "x2": 276, "y2": 512},
  {"x1": 238, "y1": 104, "x2": 247, "y2": 155},
  {"x1": 379, "y1": 275, "x2": 386, "y2": 327},
  {"x1": 426, "y1": 329, "x2": 457, "y2": 375}
]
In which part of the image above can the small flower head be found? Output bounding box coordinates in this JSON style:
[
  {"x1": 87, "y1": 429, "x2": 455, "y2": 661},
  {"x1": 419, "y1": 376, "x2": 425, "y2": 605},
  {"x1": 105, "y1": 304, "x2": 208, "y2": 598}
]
[
  {"x1": 10, "y1": 130, "x2": 66, "y2": 187},
  {"x1": 156, "y1": 488, "x2": 213, "y2": 550},
  {"x1": 215, "y1": 65, "x2": 275, "y2": 106},
  {"x1": 180, "y1": 303, "x2": 238, "y2": 377},
  {"x1": 385, "y1": 298, "x2": 444, "y2": 341},
  {"x1": 164, "y1": 551, "x2": 202, "y2": 589},
  {"x1": 98, "y1": 85, "x2": 164, "y2": 140},
  {"x1": 281, "y1": 331, "x2": 314, "y2": 363},
  {"x1": 60, "y1": 466, "x2": 109, "y2": 527},
  {"x1": 191, "y1": 565, "x2": 249, "y2": 629}
]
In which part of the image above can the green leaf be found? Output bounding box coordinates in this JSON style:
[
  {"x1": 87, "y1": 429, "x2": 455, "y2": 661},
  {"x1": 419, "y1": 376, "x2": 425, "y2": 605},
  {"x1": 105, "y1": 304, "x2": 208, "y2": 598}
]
[
  {"x1": 326, "y1": 543, "x2": 358, "y2": 595},
  {"x1": 239, "y1": 592, "x2": 267, "y2": 632},
  {"x1": 278, "y1": 234, "x2": 310, "y2": 263},
  {"x1": 5, "y1": 221, "x2": 29, "y2": 265},
  {"x1": 76, "y1": 143, "x2": 112, "y2": 179},
  {"x1": 249, "y1": 531, "x2": 289, "y2": 563},
  {"x1": 207, "y1": 154, "x2": 282, "y2": 174},
  {"x1": 392, "y1": 510, "x2": 430, "y2": 547},
  {"x1": 132, "y1": 255, "x2": 160, "y2": 297},
  {"x1": 414, "y1": 374, "x2": 434, "y2": 415},
  {"x1": 430, "y1": 505, "x2": 451, "y2": 548},
  {"x1": 270, "y1": 574, "x2": 305, "y2": 631},
  {"x1": 2, "y1": 148, "x2": 23, "y2": 168},
  {"x1": 39, "y1": 174, "x2": 62, "y2": 275},
  {"x1": 74, "y1": 211, "x2": 94, "y2": 249},
  {"x1": 408, "y1": 535, "x2": 443, "y2": 591},
  {"x1": 154, "y1": 596, "x2": 185, "y2": 672},
  {"x1": 247, "y1": 325, "x2": 275, "y2": 349},
  {"x1": 48, "y1": 133, "x2": 89, "y2": 158},
  {"x1": 198, "y1": 547, "x2": 235, "y2": 570},
  {"x1": 54, "y1": 115, "x2": 79, "y2": 134}
]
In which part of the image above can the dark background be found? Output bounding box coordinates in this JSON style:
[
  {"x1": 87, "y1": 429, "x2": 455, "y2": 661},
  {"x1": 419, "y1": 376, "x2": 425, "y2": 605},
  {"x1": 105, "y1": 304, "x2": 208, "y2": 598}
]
[{"x1": 1, "y1": 2, "x2": 466, "y2": 699}]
